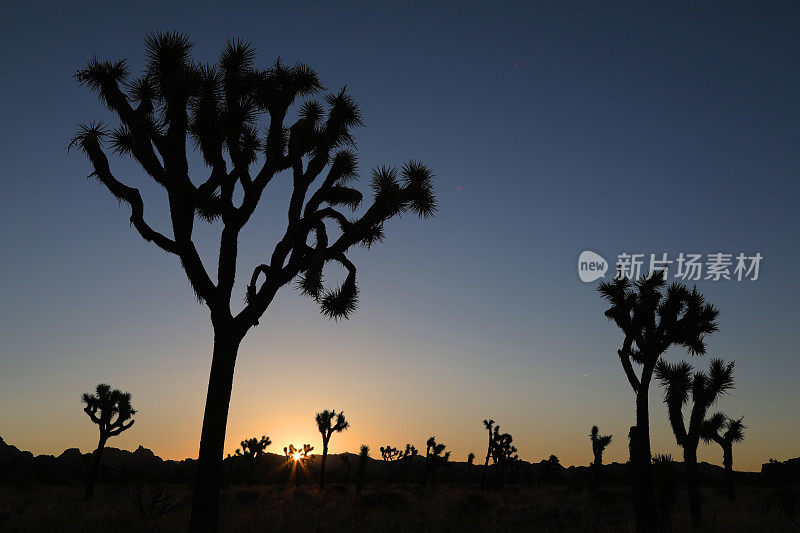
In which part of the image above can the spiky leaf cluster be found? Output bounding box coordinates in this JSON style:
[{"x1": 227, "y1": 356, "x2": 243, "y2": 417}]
[
  {"x1": 82, "y1": 383, "x2": 137, "y2": 439},
  {"x1": 655, "y1": 358, "x2": 735, "y2": 448},
  {"x1": 235, "y1": 435, "x2": 271, "y2": 460}
]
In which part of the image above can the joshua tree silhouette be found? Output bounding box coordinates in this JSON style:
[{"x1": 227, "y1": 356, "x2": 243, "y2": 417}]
[
  {"x1": 598, "y1": 272, "x2": 719, "y2": 532},
  {"x1": 489, "y1": 426, "x2": 518, "y2": 487},
  {"x1": 400, "y1": 443, "x2": 418, "y2": 482},
  {"x1": 70, "y1": 32, "x2": 437, "y2": 531},
  {"x1": 379, "y1": 445, "x2": 402, "y2": 484},
  {"x1": 701, "y1": 413, "x2": 745, "y2": 502},
  {"x1": 656, "y1": 358, "x2": 735, "y2": 530},
  {"x1": 340, "y1": 453, "x2": 352, "y2": 486},
  {"x1": 315, "y1": 409, "x2": 349, "y2": 490},
  {"x1": 81, "y1": 384, "x2": 136, "y2": 499},
  {"x1": 481, "y1": 419, "x2": 495, "y2": 486},
  {"x1": 467, "y1": 452, "x2": 475, "y2": 483},
  {"x1": 424, "y1": 436, "x2": 450, "y2": 486},
  {"x1": 590, "y1": 425, "x2": 612, "y2": 488},
  {"x1": 283, "y1": 443, "x2": 314, "y2": 486},
  {"x1": 235, "y1": 435, "x2": 271, "y2": 462},
  {"x1": 356, "y1": 444, "x2": 369, "y2": 495},
  {"x1": 652, "y1": 453, "x2": 678, "y2": 533}
]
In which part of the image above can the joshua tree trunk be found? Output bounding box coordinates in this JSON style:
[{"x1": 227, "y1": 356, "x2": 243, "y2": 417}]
[
  {"x1": 85, "y1": 434, "x2": 107, "y2": 499},
  {"x1": 189, "y1": 327, "x2": 242, "y2": 532},
  {"x1": 320, "y1": 438, "x2": 329, "y2": 490},
  {"x1": 633, "y1": 372, "x2": 658, "y2": 532},
  {"x1": 683, "y1": 447, "x2": 703, "y2": 531},
  {"x1": 723, "y1": 444, "x2": 735, "y2": 502}
]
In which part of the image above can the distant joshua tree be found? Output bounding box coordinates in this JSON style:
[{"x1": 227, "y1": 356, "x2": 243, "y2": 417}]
[
  {"x1": 356, "y1": 444, "x2": 370, "y2": 494},
  {"x1": 590, "y1": 426, "x2": 612, "y2": 488},
  {"x1": 424, "y1": 436, "x2": 450, "y2": 486},
  {"x1": 283, "y1": 444, "x2": 314, "y2": 486},
  {"x1": 656, "y1": 358, "x2": 735, "y2": 530},
  {"x1": 379, "y1": 445, "x2": 402, "y2": 484},
  {"x1": 315, "y1": 409, "x2": 349, "y2": 490},
  {"x1": 467, "y1": 452, "x2": 475, "y2": 483},
  {"x1": 599, "y1": 273, "x2": 719, "y2": 532},
  {"x1": 71, "y1": 32, "x2": 437, "y2": 531},
  {"x1": 481, "y1": 419, "x2": 495, "y2": 486},
  {"x1": 340, "y1": 454, "x2": 352, "y2": 486},
  {"x1": 701, "y1": 413, "x2": 745, "y2": 502},
  {"x1": 400, "y1": 444, "x2": 418, "y2": 482},
  {"x1": 652, "y1": 453, "x2": 678, "y2": 533},
  {"x1": 490, "y1": 427, "x2": 518, "y2": 487},
  {"x1": 81, "y1": 383, "x2": 136, "y2": 499},
  {"x1": 235, "y1": 435, "x2": 271, "y2": 462}
]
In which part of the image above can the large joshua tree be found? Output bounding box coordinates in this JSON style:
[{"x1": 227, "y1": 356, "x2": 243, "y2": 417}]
[
  {"x1": 589, "y1": 425, "x2": 612, "y2": 488},
  {"x1": 81, "y1": 383, "x2": 136, "y2": 499},
  {"x1": 701, "y1": 413, "x2": 745, "y2": 502},
  {"x1": 70, "y1": 33, "x2": 436, "y2": 530},
  {"x1": 598, "y1": 273, "x2": 719, "y2": 531},
  {"x1": 655, "y1": 358, "x2": 735, "y2": 530},
  {"x1": 315, "y1": 409, "x2": 349, "y2": 490}
]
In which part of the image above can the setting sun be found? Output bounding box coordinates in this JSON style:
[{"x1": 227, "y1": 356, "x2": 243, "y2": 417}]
[{"x1": 292, "y1": 451, "x2": 302, "y2": 462}]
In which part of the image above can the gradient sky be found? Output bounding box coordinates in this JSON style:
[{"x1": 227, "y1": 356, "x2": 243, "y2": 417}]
[{"x1": 1, "y1": 2, "x2": 798, "y2": 472}]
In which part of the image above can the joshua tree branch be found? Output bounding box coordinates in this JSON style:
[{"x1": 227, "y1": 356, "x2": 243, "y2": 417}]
[
  {"x1": 108, "y1": 419, "x2": 135, "y2": 437},
  {"x1": 80, "y1": 139, "x2": 179, "y2": 255},
  {"x1": 618, "y1": 336, "x2": 640, "y2": 392}
]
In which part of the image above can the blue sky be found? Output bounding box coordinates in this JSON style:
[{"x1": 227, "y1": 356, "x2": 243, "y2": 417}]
[{"x1": 0, "y1": 1, "x2": 798, "y2": 470}]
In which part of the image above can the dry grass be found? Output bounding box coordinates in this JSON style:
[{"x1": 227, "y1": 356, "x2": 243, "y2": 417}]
[{"x1": 0, "y1": 483, "x2": 797, "y2": 532}]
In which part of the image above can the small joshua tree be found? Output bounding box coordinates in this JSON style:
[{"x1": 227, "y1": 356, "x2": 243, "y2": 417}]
[
  {"x1": 81, "y1": 383, "x2": 136, "y2": 499},
  {"x1": 590, "y1": 425, "x2": 613, "y2": 488},
  {"x1": 490, "y1": 427, "x2": 518, "y2": 487},
  {"x1": 656, "y1": 358, "x2": 735, "y2": 530},
  {"x1": 424, "y1": 436, "x2": 450, "y2": 486},
  {"x1": 340, "y1": 454, "x2": 352, "y2": 486},
  {"x1": 467, "y1": 452, "x2": 475, "y2": 483},
  {"x1": 356, "y1": 444, "x2": 369, "y2": 494},
  {"x1": 235, "y1": 435, "x2": 271, "y2": 462},
  {"x1": 283, "y1": 443, "x2": 314, "y2": 486},
  {"x1": 701, "y1": 413, "x2": 745, "y2": 502},
  {"x1": 315, "y1": 409, "x2": 349, "y2": 489},
  {"x1": 400, "y1": 443, "x2": 418, "y2": 482},
  {"x1": 481, "y1": 419, "x2": 495, "y2": 486},
  {"x1": 652, "y1": 453, "x2": 678, "y2": 533},
  {"x1": 379, "y1": 445, "x2": 402, "y2": 484}
]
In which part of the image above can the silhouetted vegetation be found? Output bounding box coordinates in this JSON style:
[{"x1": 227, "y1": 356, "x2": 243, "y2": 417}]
[
  {"x1": 424, "y1": 436, "x2": 450, "y2": 486},
  {"x1": 235, "y1": 435, "x2": 271, "y2": 462},
  {"x1": 590, "y1": 425, "x2": 612, "y2": 489},
  {"x1": 481, "y1": 419, "x2": 494, "y2": 487},
  {"x1": 283, "y1": 444, "x2": 314, "y2": 487},
  {"x1": 71, "y1": 31, "x2": 436, "y2": 531},
  {"x1": 489, "y1": 426, "x2": 518, "y2": 487},
  {"x1": 399, "y1": 444, "x2": 418, "y2": 482},
  {"x1": 702, "y1": 413, "x2": 745, "y2": 502},
  {"x1": 340, "y1": 454, "x2": 352, "y2": 486},
  {"x1": 81, "y1": 383, "x2": 136, "y2": 499},
  {"x1": 652, "y1": 453, "x2": 678, "y2": 533},
  {"x1": 598, "y1": 272, "x2": 719, "y2": 532},
  {"x1": 467, "y1": 452, "x2": 475, "y2": 483},
  {"x1": 656, "y1": 358, "x2": 735, "y2": 530},
  {"x1": 379, "y1": 445, "x2": 402, "y2": 485},
  {"x1": 315, "y1": 410, "x2": 349, "y2": 490},
  {"x1": 356, "y1": 445, "x2": 369, "y2": 495}
]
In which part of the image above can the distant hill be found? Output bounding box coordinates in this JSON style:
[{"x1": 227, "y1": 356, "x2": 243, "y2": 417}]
[{"x1": 1, "y1": 436, "x2": 793, "y2": 487}]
